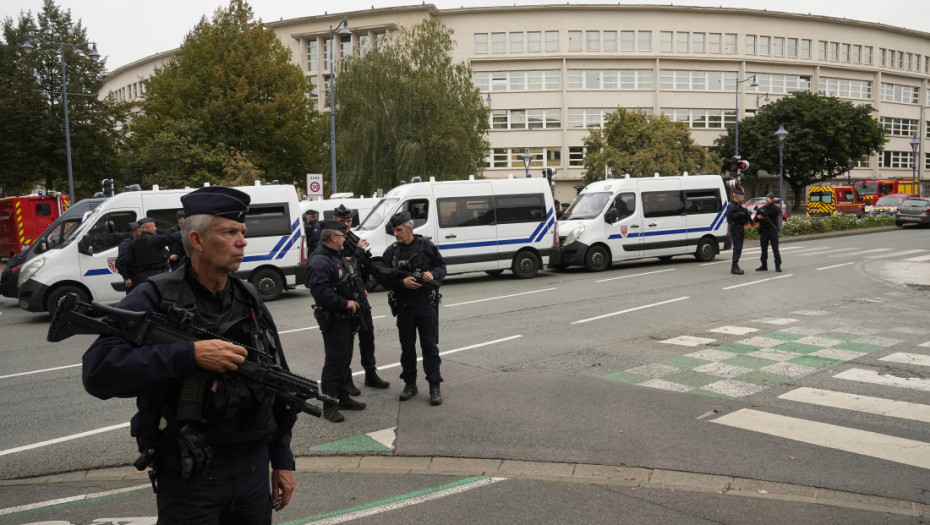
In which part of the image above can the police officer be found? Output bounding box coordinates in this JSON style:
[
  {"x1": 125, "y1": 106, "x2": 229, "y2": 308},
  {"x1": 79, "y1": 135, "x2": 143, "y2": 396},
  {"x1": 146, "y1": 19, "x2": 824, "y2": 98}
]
[
  {"x1": 305, "y1": 209, "x2": 321, "y2": 259},
  {"x1": 127, "y1": 217, "x2": 170, "y2": 290},
  {"x1": 755, "y1": 192, "x2": 783, "y2": 272},
  {"x1": 380, "y1": 211, "x2": 447, "y2": 406},
  {"x1": 164, "y1": 210, "x2": 186, "y2": 270},
  {"x1": 333, "y1": 204, "x2": 390, "y2": 394},
  {"x1": 726, "y1": 187, "x2": 750, "y2": 275},
  {"x1": 115, "y1": 221, "x2": 142, "y2": 293},
  {"x1": 82, "y1": 186, "x2": 297, "y2": 523},
  {"x1": 307, "y1": 220, "x2": 368, "y2": 422}
]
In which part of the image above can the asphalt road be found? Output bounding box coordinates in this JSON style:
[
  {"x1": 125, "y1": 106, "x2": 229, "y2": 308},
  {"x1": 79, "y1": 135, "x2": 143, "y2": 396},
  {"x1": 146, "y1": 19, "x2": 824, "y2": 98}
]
[{"x1": 1, "y1": 227, "x2": 929, "y2": 523}]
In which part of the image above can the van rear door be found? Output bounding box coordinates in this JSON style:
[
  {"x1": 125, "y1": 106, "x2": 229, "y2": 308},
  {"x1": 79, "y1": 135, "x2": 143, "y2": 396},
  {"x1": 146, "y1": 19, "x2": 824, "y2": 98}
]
[{"x1": 432, "y1": 182, "x2": 497, "y2": 272}]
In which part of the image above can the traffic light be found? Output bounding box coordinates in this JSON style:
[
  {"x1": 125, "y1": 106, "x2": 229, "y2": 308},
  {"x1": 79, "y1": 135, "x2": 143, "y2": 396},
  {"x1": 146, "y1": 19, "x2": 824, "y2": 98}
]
[
  {"x1": 737, "y1": 159, "x2": 750, "y2": 171},
  {"x1": 101, "y1": 179, "x2": 113, "y2": 197}
]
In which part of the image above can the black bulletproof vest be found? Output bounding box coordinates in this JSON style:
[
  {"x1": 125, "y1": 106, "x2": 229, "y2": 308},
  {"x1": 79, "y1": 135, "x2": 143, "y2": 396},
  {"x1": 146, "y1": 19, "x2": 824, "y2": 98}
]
[
  {"x1": 131, "y1": 232, "x2": 167, "y2": 271},
  {"x1": 392, "y1": 236, "x2": 432, "y2": 303}
]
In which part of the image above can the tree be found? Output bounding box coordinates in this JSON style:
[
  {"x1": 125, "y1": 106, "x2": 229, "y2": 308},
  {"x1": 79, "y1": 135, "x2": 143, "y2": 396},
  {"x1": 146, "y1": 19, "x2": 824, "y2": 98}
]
[
  {"x1": 0, "y1": 0, "x2": 127, "y2": 197},
  {"x1": 334, "y1": 19, "x2": 490, "y2": 195},
  {"x1": 127, "y1": 0, "x2": 325, "y2": 189},
  {"x1": 581, "y1": 108, "x2": 721, "y2": 185},
  {"x1": 712, "y1": 91, "x2": 887, "y2": 210}
]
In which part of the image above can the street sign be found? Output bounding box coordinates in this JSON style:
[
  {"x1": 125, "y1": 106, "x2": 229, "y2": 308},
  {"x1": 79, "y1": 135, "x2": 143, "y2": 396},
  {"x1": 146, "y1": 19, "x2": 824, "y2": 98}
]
[{"x1": 306, "y1": 173, "x2": 323, "y2": 199}]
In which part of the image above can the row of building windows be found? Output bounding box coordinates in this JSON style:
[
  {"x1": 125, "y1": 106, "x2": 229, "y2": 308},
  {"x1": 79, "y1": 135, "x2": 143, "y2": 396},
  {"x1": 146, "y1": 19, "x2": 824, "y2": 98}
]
[
  {"x1": 878, "y1": 48, "x2": 929, "y2": 73},
  {"x1": 473, "y1": 70, "x2": 562, "y2": 92},
  {"x1": 489, "y1": 107, "x2": 736, "y2": 130},
  {"x1": 107, "y1": 81, "x2": 146, "y2": 102},
  {"x1": 491, "y1": 109, "x2": 562, "y2": 129},
  {"x1": 819, "y1": 78, "x2": 873, "y2": 100},
  {"x1": 306, "y1": 33, "x2": 386, "y2": 72},
  {"x1": 881, "y1": 117, "x2": 920, "y2": 137},
  {"x1": 879, "y1": 151, "x2": 919, "y2": 169}
]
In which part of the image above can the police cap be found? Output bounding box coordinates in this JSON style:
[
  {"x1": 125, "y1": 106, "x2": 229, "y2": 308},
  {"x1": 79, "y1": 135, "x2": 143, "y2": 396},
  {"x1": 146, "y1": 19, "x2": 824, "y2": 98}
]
[
  {"x1": 137, "y1": 217, "x2": 155, "y2": 225},
  {"x1": 732, "y1": 187, "x2": 745, "y2": 195},
  {"x1": 175, "y1": 209, "x2": 186, "y2": 219},
  {"x1": 766, "y1": 192, "x2": 775, "y2": 199},
  {"x1": 333, "y1": 204, "x2": 353, "y2": 219},
  {"x1": 181, "y1": 186, "x2": 250, "y2": 223},
  {"x1": 389, "y1": 211, "x2": 412, "y2": 229},
  {"x1": 128, "y1": 221, "x2": 140, "y2": 231},
  {"x1": 306, "y1": 209, "x2": 318, "y2": 216},
  {"x1": 319, "y1": 220, "x2": 347, "y2": 233}
]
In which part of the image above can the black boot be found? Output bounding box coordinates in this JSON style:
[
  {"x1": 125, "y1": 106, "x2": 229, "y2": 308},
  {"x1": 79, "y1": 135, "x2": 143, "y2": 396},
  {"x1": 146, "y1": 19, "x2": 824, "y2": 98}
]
[
  {"x1": 756, "y1": 265, "x2": 767, "y2": 271},
  {"x1": 344, "y1": 381, "x2": 361, "y2": 396},
  {"x1": 429, "y1": 383, "x2": 442, "y2": 406},
  {"x1": 338, "y1": 395, "x2": 367, "y2": 411},
  {"x1": 775, "y1": 265, "x2": 782, "y2": 272},
  {"x1": 731, "y1": 264, "x2": 744, "y2": 275},
  {"x1": 322, "y1": 402, "x2": 344, "y2": 423},
  {"x1": 399, "y1": 383, "x2": 418, "y2": 401},
  {"x1": 364, "y1": 369, "x2": 390, "y2": 389}
]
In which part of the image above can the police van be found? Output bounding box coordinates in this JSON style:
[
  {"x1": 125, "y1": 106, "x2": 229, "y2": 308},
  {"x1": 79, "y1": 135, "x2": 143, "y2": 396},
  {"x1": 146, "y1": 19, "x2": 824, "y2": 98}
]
[
  {"x1": 356, "y1": 176, "x2": 557, "y2": 279},
  {"x1": 18, "y1": 184, "x2": 307, "y2": 314},
  {"x1": 549, "y1": 174, "x2": 730, "y2": 271}
]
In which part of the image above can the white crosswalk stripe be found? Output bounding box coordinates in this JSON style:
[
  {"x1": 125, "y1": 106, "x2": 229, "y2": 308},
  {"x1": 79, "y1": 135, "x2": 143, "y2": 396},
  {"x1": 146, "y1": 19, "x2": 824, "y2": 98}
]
[
  {"x1": 794, "y1": 247, "x2": 857, "y2": 257},
  {"x1": 778, "y1": 387, "x2": 930, "y2": 423},
  {"x1": 833, "y1": 368, "x2": 930, "y2": 391},
  {"x1": 862, "y1": 249, "x2": 926, "y2": 259},
  {"x1": 827, "y1": 248, "x2": 892, "y2": 258}
]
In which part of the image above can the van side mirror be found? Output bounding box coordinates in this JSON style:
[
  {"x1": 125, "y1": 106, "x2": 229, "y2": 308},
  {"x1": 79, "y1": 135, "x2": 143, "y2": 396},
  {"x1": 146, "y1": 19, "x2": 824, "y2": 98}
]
[
  {"x1": 78, "y1": 237, "x2": 92, "y2": 255},
  {"x1": 384, "y1": 223, "x2": 393, "y2": 235},
  {"x1": 604, "y1": 208, "x2": 618, "y2": 224}
]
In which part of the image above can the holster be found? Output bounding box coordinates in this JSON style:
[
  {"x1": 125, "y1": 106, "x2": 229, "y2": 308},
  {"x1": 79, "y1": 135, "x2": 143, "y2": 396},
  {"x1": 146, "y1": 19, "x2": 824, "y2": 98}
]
[
  {"x1": 387, "y1": 292, "x2": 398, "y2": 317},
  {"x1": 313, "y1": 306, "x2": 333, "y2": 332}
]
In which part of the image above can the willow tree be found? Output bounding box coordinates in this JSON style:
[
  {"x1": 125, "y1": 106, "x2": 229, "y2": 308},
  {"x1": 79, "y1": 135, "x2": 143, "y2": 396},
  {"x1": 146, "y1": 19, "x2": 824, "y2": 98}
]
[{"x1": 334, "y1": 19, "x2": 490, "y2": 195}]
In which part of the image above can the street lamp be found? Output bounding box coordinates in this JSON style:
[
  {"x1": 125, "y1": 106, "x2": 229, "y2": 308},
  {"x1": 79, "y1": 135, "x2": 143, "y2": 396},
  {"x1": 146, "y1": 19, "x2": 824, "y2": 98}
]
[
  {"x1": 734, "y1": 74, "x2": 758, "y2": 160},
  {"x1": 521, "y1": 148, "x2": 532, "y2": 178},
  {"x1": 775, "y1": 124, "x2": 789, "y2": 231},
  {"x1": 910, "y1": 135, "x2": 920, "y2": 192},
  {"x1": 21, "y1": 33, "x2": 100, "y2": 203},
  {"x1": 329, "y1": 17, "x2": 351, "y2": 195},
  {"x1": 755, "y1": 92, "x2": 769, "y2": 108}
]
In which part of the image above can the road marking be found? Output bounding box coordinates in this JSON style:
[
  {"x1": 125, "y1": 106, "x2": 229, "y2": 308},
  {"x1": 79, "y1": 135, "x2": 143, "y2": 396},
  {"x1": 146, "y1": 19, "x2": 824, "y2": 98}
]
[
  {"x1": 778, "y1": 387, "x2": 930, "y2": 423},
  {"x1": 0, "y1": 483, "x2": 151, "y2": 517},
  {"x1": 0, "y1": 423, "x2": 130, "y2": 457},
  {"x1": 863, "y1": 249, "x2": 926, "y2": 259},
  {"x1": 357, "y1": 335, "x2": 524, "y2": 375},
  {"x1": 827, "y1": 248, "x2": 892, "y2": 258},
  {"x1": 699, "y1": 260, "x2": 729, "y2": 266},
  {"x1": 294, "y1": 476, "x2": 507, "y2": 524},
  {"x1": 795, "y1": 247, "x2": 856, "y2": 257},
  {"x1": 444, "y1": 287, "x2": 556, "y2": 307},
  {"x1": 816, "y1": 262, "x2": 855, "y2": 271},
  {"x1": 721, "y1": 274, "x2": 793, "y2": 290},
  {"x1": 0, "y1": 363, "x2": 81, "y2": 380},
  {"x1": 596, "y1": 268, "x2": 674, "y2": 282},
  {"x1": 834, "y1": 368, "x2": 930, "y2": 392},
  {"x1": 712, "y1": 409, "x2": 930, "y2": 470},
  {"x1": 280, "y1": 316, "x2": 386, "y2": 334},
  {"x1": 905, "y1": 254, "x2": 930, "y2": 262},
  {"x1": 572, "y1": 296, "x2": 689, "y2": 325},
  {"x1": 878, "y1": 352, "x2": 930, "y2": 367}
]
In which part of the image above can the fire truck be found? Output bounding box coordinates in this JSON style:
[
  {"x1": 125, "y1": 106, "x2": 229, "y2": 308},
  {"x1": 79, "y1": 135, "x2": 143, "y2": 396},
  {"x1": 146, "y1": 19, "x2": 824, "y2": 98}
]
[
  {"x1": 806, "y1": 185, "x2": 866, "y2": 217},
  {"x1": 852, "y1": 178, "x2": 919, "y2": 207},
  {"x1": 0, "y1": 193, "x2": 70, "y2": 260}
]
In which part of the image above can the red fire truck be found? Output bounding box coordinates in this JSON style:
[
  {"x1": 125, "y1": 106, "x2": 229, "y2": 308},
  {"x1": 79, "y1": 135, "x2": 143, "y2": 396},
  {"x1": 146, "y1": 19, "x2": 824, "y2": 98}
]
[
  {"x1": 0, "y1": 193, "x2": 70, "y2": 260},
  {"x1": 852, "y1": 178, "x2": 919, "y2": 207}
]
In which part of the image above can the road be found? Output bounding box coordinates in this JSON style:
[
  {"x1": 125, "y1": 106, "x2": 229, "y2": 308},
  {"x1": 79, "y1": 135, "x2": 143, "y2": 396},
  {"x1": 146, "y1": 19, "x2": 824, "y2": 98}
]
[{"x1": 1, "y1": 228, "x2": 929, "y2": 523}]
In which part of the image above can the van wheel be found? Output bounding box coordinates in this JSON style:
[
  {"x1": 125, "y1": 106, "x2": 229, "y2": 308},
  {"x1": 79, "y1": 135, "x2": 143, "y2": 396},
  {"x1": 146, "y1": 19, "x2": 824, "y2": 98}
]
[
  {"x1": 46, "y1": 285, "x2": 88, "y2": 317},
  {"x1": 249, "y1": 268, "x2": 284, "y2": 302},
  {"x1": 694, "y1": 238, "x2": 716, "y2": 262},
  {"x1": 584, "y1": 245, "x2": 610, "y2": 272},
  {"x1": 512, "y1": 251, "x2": 540, "y2": 279}
]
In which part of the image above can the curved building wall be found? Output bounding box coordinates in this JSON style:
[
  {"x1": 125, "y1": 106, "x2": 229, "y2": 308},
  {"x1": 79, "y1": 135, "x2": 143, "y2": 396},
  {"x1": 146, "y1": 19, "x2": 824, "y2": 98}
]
[{"x1": 101, "y1": 4, "x2": 930, "y2": 202}]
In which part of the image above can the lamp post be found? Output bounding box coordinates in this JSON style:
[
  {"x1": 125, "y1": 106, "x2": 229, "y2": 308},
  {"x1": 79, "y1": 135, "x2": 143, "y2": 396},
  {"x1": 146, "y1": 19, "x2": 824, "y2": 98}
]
[
  {"x1": 21, "y1": 34, "x2": 100, "y2": 203},
  {"x1": 521, "y1": 148, "x2": 532, "y2": 178},
  {"x1": 775, "y1": 124, "x2": 789, "y2": 231},
  {"x1": 910, "y1": 135, "x2": 920, "y2": 192},
  {"x1": 734, "y1": 74, "x2": 758, "y2": 160},
  {"x1": 329, "y1": 17, "x2": 351, "y2": 195}
]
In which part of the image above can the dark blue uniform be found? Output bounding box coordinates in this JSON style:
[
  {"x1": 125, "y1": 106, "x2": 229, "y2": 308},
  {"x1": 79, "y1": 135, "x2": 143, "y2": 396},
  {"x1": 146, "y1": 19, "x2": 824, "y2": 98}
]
[
  {"x1": 82, "y1": 266, "x2": 295, "y2": 524},
  {"x1": 343, "y1": 233, "x2": 377, "y2": 374},
  {"x1": 756, "y1": 202, "x2": 782, "y2": 271},
  {"x1": 381, "y1": 235, "x2": 447, "y2": 386},
  {"x1": 114, "y1": 236, "x2": 134, "y2": 287},
  {"x1": 164, "y1": 224, "x2": 185, "y2": 270},
  {"x1": 726, "y1": 199, "x2": 749, "y2": 273},
  {"x1": 307, "y1": 245, "x2": 358, "y2": 400},
  {"x1": 126, "y1": 231, "x2": 171, "y2": 291}
]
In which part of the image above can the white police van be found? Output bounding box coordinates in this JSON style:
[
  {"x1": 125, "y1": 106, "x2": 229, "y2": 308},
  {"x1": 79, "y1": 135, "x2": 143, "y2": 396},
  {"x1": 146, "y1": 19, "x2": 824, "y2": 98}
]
[
  {"x1": 550, "y1": 173, "x2": 730, "y2": 271},
  {"x1": 356, "y1": 176, "x2": 557, "y2": 279},
  {"x1": 18, "y1": 184, "x2": 307, "y2": 314}
]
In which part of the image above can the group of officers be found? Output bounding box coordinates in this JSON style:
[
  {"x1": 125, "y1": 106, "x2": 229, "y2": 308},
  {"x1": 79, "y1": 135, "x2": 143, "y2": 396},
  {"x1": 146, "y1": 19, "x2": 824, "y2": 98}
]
[
  {"x1": 82, "y1": 187, "x2": 446, "y2": 522},
  {"x1": 726, "y1": 188, "x2": 784, "y2": 275},
  {"x1": 114, "y1": 210, "x2": 186, "y2": 293}
]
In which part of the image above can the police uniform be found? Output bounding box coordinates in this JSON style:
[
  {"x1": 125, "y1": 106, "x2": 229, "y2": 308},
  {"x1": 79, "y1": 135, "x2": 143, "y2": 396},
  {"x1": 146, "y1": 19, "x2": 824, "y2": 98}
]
[
  {"x1": 380, "y1": 212, "x2": 447, "y2": 404},
  {"x1": 305, "y1": 210, "x2": 321, "y2": 259},
  {"x1": 115, "y1": 222, "x2": 140, "y2": 292},
  {"x1": 82, "y1": 186, "x2": 296, "y2": 524},
  {"x1": 755, "y1": 193, "x2": 783, "y2": 272},
  {"x1": 307, "y1": 220, "x2": 368, "y2": 423},
  {"x1": 164, "y1": 210, "x2": 186, "y2": 270},
  {"x1": 128, "y1": 217, "x2": 170, "y2": 289},
  {"x1": 725, "y1": 189, "x2": 750, "y2": 275}
]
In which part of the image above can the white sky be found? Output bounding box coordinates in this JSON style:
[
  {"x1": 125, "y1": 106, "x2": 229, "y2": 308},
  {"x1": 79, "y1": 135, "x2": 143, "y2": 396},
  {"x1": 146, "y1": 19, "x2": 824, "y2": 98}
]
[{"x1": 3, "y1": 1, "x2": 929, "y2": 70}]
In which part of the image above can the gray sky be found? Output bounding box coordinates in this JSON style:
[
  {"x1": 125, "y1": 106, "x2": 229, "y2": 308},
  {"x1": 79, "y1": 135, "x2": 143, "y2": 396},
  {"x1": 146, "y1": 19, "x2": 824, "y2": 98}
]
[{"x1": 3, "y1": 1, "x2": 929, "y2": 70}]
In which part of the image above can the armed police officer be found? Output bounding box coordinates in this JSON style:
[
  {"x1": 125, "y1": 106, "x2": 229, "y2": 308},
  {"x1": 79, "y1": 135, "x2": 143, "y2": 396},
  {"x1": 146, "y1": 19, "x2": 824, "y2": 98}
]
[
  {"x1": 115, "y1": 221, "x2": 142, "y2": 293},
  {"x1": 380, "y1": 211, "x2": 447, "y2": 406},
  {"x1": 307, "y1": 220, "x2": 369, "y2": 422},
  {"x1": 755, "y1": 192, "x2": 783, "y2": 272},
  {"x1": 164, "y1": 209, "x2": 186, "y2": 270},
  {"x1": 121, "y1": 217, "x2": 171, "y2": 292},
  {"x1": 726, "y1": 187, "x2": 750, "y2": 275},
  {"x1": 333, "y1": 204, "x2": 390, "y2": 394},
  {"x1": 82, "y1": 186, "x2": 298, "y2": 523}
]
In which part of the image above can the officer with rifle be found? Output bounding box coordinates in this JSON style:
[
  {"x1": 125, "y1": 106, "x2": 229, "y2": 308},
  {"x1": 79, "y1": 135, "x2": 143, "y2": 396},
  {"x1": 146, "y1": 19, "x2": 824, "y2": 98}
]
[
  {"x1": 115, "y1": 221, "x2": 142, "y2": 293},
  {"x1": 80, "y1": 186, "x2": 301, "y2": 523},
  {"x1": 308, "y1": 220, "x2": 369, "y2": 422},
  {"x1": 726, "y1": 187, "x2": 750, "y2": 275},
  {"x1": 379, "y1": 211, "x2": 447, "y2": 406},
  {"x1": 333, "y1": 204, "x2": 390, "y2": 394},
  {"x1": 126, "y1": 217, "x2": 171, "y2": 291}
]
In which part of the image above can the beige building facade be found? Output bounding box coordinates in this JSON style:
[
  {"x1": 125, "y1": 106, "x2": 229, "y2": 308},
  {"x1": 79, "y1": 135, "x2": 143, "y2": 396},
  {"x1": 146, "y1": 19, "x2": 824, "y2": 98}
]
[{"x1": 102, "y1": 4, "x2": 930, "y2": 204}]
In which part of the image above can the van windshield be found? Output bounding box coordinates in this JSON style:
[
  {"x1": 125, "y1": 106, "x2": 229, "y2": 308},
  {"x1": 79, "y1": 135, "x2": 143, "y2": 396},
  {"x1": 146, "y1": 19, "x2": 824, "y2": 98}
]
[
  {"x1": 356, "y1": 198, "x2": 397, "y2": 231},
  {"x1": 563, "y1": 192, "x2": 611, "y2": 220},
  {"x1": 60, "y1": 206, "x2": 105, "y2": 248}
]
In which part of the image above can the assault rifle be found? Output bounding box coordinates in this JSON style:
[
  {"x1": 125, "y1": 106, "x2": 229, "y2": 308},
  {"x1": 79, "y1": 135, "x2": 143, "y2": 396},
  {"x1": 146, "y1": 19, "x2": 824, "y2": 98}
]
[{"x1": 48, "y1": 293, "x2": 334, "y2": 417}]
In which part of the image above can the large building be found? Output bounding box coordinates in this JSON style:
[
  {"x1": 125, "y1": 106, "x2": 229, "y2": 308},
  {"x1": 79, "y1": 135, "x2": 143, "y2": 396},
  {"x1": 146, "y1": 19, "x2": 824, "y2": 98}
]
[{"x1": 102, "y1": 3, "x2": 930, "y2": 203}]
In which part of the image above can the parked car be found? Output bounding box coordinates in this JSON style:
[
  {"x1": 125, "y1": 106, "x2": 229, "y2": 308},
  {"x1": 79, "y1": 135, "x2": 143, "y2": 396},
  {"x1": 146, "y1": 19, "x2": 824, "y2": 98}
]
[
  {"x1": 894, "y1": 197, "x2": 930, "y2": 227},
  {"x1": 867, "y1": 193, "x2": 918, "y2": 216}
]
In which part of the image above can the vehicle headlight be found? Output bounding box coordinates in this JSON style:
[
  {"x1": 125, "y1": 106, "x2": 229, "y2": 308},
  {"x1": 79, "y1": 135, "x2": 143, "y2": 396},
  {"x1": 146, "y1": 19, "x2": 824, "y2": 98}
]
[
  {"x1": 563, "y1": 224, "x2": 585, "y2": 246},
  {"x1": 18, "y1": 256, "x2": 45, "y2": 287}
]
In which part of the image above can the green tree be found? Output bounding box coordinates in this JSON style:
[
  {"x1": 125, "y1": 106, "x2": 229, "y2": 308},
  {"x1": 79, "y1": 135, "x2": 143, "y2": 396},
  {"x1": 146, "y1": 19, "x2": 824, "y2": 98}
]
[
  {"x1": 581, "y1": 108, "x2": 721, "y2": 185},
  {"x1": 712, "y1": 91, "x2": 887, "y2": 210},
  {"x1": 334, "y1": 19, "x2": 490, "y2": 195},
  {"x1": 0, "y1": 0, "x2": 127, "y2": 197},
  {"x1": 127, "y1": 0, "x2": 324, "y2": 188}
]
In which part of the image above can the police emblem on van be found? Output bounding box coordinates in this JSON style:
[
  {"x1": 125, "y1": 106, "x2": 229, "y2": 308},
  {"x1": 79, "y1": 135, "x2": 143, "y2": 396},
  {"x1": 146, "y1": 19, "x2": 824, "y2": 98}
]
[
  {"x1": 107, "y1": 257, "x2": 118, "y2": 274},
  {"x1": 620, "y1": 225, "x2": 628, "y2": 238}
]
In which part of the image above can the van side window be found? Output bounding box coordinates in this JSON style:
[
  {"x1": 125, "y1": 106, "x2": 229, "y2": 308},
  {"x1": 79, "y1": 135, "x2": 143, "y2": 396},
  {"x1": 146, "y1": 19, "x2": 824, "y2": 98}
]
[
  {"x1": 495, "y1": 193, "x2": 546, "y2": 224},
  {"x1": 404, "y1": 199, "x2": 430, "y2": 227},
  {"x1": 611, "y1": 193, "x2": 635, "y2": 221},
  {"x1": 243, "y1": 205, "x2": 291, "y2": 237},
  {"x1": 683, "y1": 189, "x2": 722, "y2": 214},
  {"x1": 83, "y1": 212, "x2": 136, "y2": 254},
  {"x1": 642, "y1": 191, "x2": 685, "y2": 218},
  {"x1": 438, "y1": 197, "x2": 493, "y2": 227},
  {"x1": 146, "y1": 208, "x2": 185, "y2": 232}
]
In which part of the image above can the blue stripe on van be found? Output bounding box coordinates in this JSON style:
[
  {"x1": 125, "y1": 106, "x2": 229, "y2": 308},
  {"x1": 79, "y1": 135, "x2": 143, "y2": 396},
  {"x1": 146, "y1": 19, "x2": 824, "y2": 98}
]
[
  {"x1": 605, "y1": 211, "x2": 726, "y2": 241},
  {"x1": 84, "y1": 268, "x2": 112, "y2": 276},
  {"x1": 438, "y1": 220, "x2": 552, "y2": 251}
]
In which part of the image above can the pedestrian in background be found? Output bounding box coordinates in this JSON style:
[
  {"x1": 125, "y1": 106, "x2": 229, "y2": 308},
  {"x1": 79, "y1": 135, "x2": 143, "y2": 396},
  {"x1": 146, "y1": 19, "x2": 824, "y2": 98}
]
[
  {"x1": 726, "y1": 187, "x2": 750, "y2": 275},
  {"x1": 755, "y1": 193, "x2": 783, "y2": 272}
]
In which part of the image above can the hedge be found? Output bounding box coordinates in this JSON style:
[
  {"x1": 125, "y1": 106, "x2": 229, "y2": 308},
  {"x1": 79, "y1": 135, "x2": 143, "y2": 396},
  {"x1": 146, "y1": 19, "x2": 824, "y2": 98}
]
[{"x1": 743, "y1": 213, "x2": 896, "y2": 240}]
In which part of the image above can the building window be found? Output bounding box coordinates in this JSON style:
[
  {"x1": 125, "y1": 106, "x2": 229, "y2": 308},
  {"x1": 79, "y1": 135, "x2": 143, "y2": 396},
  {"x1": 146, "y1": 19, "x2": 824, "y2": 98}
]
[
  {"x1": 510, "y1": 32, "x2": 523, "y2": 53},
  {"x1": 759, "y1": 36, "x2": 770, "y2": 56},
  {"x1": 307, "y1": 40, "x2": 318, "y2": 71},
  {"x1": 569, "y1": 30, "x2": 582, "y2": 52},
  {"x1": 818, "y1": 41, "x2": 827, "y2": 60},
  {"x1": 569, "y1": 69, "x2": 653, "y2": 90},
  {"x1": 586, "y1": 31, "x2": 600, "y2": 51},
  {"x1": 340, "y1": 36, "x2": 351, "y2": 62},
  {"x1": 569, "y1": 146, "x2": 585, "y2": 167},
  {"x1": 864, "y1": 46, "x2": 872, "y2": 64},
  {"x1": 527, "y1": 31, "x2": 541, "y2": 52},
  {"x1": 621, "y1": 31, "x2": 634, "y2": 51},
  {"x1": 819, "y1": 78, "x2": 872, "y2": 100},
  {"x1": 881, "y1": 83, "x2": 920, "y2": 104},
  {"x1": 545, "y1": 31, "x2": 559, "y2": 52},
  {"x1": 660, "y1": 70, "x2": 737, "y2": 91},
  {"x1": 604, "y1": 31, "x2": 617, "y2": 52},
  {"x1": 676, "y1": 32, "x2": 689, "y2": 52},
  {"x1": 787, "y1": 38, "x2": 797, "y2": 58},
  {"x1": 851, "y1": 45, "x2": 861, "y2": 63},
  {"x1": 488, "y1": 147, "x2": 562, "y2": 168},
  {"x1": 661, "y1": 108, "x2": 736, "y2": 129},
  {"x1": 692, "y1": 33, "x2": 705, "y2": 53},
  {"x1": 773, "y1": 37, "x2": 784, "y2": 57},
  {"x1": 745, "y1": 35, "x2": 756, "y2": 55},
  {"x1": 800, "y1": 39, "x2": 811, "y2": 59},
  {"x1": 841, "y1": 43, "x2": 850, "y2": 62},
  {"x1": 660, "y1": 31, "x2": 673, "y2": 52},
  {"x1": 639, "y1": 31, "x2": 652, "y2": 51},
  {"x1": 708, "y1": 33, "x2": 721, "y2": 53},
  {"x1": 492, "y1": 32, "x2": 506, "y2": 53},
  {"x1": 880, "y1": 117, "x2": 919, "y2": 136},
  {"x1": 725, "y1": 33, "x2": 737, "y2": 53},
  {"x1": 879, "y1": 151, "x2": 914, "y2": 169},
  {"x1": 829, "y1": 42, "x2": 838, "y2": 61},
  {"x1": 474, "y1": 33, "x2": 488, "y2": 54},
  {"x1": 749, "y1": 73, "x2": 812, "y2": 94}
]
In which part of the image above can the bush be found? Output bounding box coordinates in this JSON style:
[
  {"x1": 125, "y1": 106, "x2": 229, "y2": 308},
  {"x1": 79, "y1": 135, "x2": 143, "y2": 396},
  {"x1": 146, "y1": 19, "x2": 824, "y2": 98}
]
[{"x1": 779, "y1": 213, "x2": 895, "y2": 237}]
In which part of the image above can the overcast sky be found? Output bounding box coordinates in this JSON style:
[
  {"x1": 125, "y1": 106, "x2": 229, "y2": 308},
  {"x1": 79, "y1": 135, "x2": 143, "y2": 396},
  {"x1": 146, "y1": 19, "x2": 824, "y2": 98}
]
[{"x1": 3, "y1": 1, "x2": 929, "y2": 70}]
